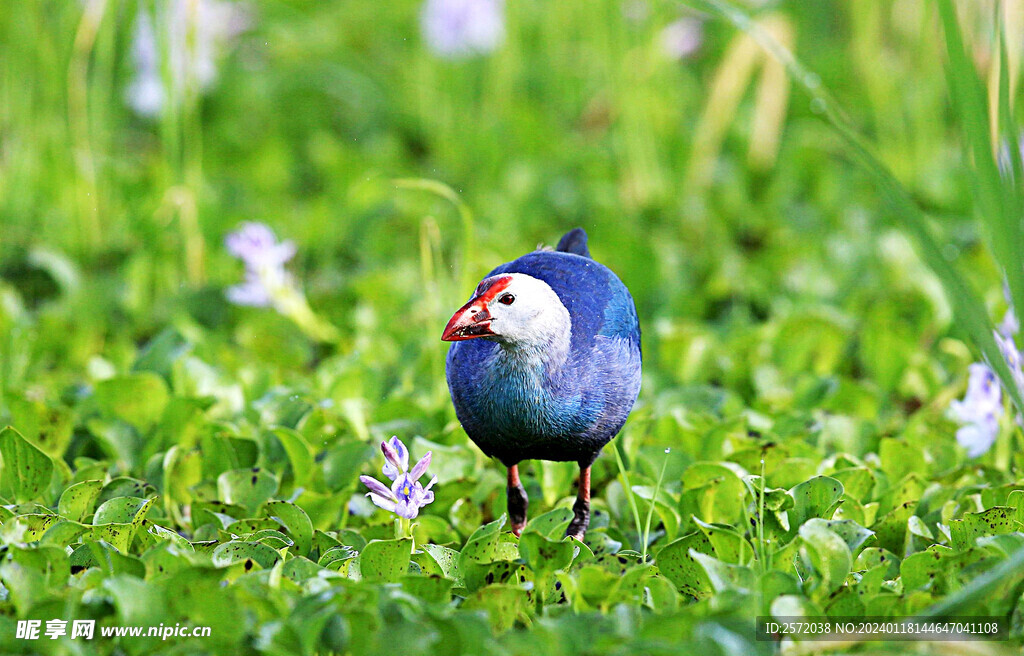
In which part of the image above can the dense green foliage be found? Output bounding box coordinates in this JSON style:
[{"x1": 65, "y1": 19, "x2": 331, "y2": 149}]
[{"x1": 3, "y1": 1, "x2": 1024, "y2": 654}]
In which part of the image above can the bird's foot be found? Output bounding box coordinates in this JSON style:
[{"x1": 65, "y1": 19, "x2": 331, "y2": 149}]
[
  {"x1": 565, "y1": 497, "x2": 589, "y2": 541},
  {"x1": 508, "y1": 482, "x2": 528, "y2": 537}
]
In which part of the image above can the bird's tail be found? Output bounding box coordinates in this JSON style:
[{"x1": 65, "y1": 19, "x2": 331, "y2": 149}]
[{"x1": 555, "y1": 227, "x2": 591, "y2": 258}]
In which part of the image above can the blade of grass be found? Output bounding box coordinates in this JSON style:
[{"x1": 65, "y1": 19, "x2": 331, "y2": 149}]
[
  {"x1": 394, "y1": 178, "x2": 476, "y2": 297},
  {"x1": 689, "y1": 0, "x2": 1024, "y2": 417},
  {"x1": 937, "y1": 0, "x2": 1024, "y2": 334},
  {"x1": 612, "y1": 440, "x2": 645, "y2": 556}
]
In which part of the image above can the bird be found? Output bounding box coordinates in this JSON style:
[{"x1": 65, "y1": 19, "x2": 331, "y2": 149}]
[{"x1": 441, "y1": 228, "x2": 641, "y2": 540}]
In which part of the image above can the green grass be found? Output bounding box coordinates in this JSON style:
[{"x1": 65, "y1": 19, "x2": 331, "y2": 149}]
[{"x1": 2, "y1": 1, "x2": 1024, "y2": 654}]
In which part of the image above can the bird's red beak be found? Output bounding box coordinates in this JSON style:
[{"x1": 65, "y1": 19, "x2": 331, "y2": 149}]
[{"x1": 441, "y1": 299, "x2": 495, "y2": 341}]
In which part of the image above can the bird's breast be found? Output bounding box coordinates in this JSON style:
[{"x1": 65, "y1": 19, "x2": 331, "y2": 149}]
[{"x1": 447, "y1": 341, "x2": 596, "y2": 444}]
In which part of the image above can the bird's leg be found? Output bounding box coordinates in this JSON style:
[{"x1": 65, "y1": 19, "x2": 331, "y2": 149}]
[
  {"x1": 566, "y1": 466, "x2": 591, "y2": 540},
  {"x1": 507, "y1": 464, "x2": 528, "y2": 536}
]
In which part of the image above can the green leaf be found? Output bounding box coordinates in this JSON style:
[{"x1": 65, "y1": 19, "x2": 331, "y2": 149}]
[
  {"x1": 57, "y1": 479, "x2": 103, "y2": 522},
  {"x1": 655, "y1": 531, "x2": 714, "y2": 600},
  {"x1": 93, "y1": 372, "x2": 170, "y2": 429},
  {"x1": 519, "y1": 532, "x2": 574, "y2": 576},
  {"x1": 92, "y1": 497, "x2": 155, "y2": 552},
  {"x1": 0, "y1": 426, "x2": 54, "y2": 502},
  {"x1": 460, "y1": 515, "x2": 516, "y2": 563},
  {"x1": 417, "y1": 543, "x2": 463, "y2": 584},
  {"x1": 401, "y1": 574, "x2": 454, "y2": 603},
  {"x1": 522, "y1": 507, "x2": 574, "y2": 539},
  {"x1": 358, "y1": 538, "x2": 412, "y2": 582},
  {"x1": 949, "y1": 507, "x2": 1020, "y2": 552},
  {"x1": 211, "y1": 540, "x2": 282, "y2": 570},
  {"x1": 798, "y1": 520, "x2": 853, "y2": 594},
  {"x1": 461, "y1": 583, "x2": 528, "y2": 633},
  {"x1": 810, "y1": 518, "x2": 875, "y2": 556},
  {"x1": 787, "y1": 476, "x2": 844, "y2": 530},
  {"x1": 272, "y1": 427, "x2": 315, "y2": 488},
  {"x1": 689, "y1": 550, "x2": 754, "y2": 593},
  {"x1": 217, "y1": 467, "x2": 279, "y2": 513},
  {"x1": 265, "y1": 500, "x2": 313, "y2": 557}
]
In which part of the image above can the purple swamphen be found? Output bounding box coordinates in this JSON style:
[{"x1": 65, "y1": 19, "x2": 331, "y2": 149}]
[{"x1": 441, "y1": 228, "x2": 641, "y2": 540}]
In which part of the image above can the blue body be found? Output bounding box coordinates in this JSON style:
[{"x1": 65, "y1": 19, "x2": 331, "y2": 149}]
[{"x1": 445, "y1": 243, "x2": 642, "y2": 466}]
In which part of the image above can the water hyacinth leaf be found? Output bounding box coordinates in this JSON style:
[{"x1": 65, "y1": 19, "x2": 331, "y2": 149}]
[
  {"x1": 92, "y1": 497, "x2": 154, "y2": 553},
  {"x1": 877, "y1": 473, "x2": 926, "y2": 516},
  {"x1": 319, "y1": 546, "x2": 357, "y2": 573},
  {"x1": 692, "y1": 517, "x2": 753, "y2": 564},
  {"x1": 226, "y1": 517, "x2": 280, "y2": 535},
  {"x1": 462, "y1": 584, "x2": 528, "y2": 634},
  {"x1": 871, "y1": 501, "x2": 916, "y2": 554},
  {"x1": 855, "y1": 547, "x2": 901, "y2": 577},
  {"x1": 830, "y1": 467, "x2": 876, "y2": 503},
  {"x1": 807, "y1": 518, "x2": 875, "y2": 556},
  {"x1": 217, "y1": 468, "x2": 279, "y2": 512},
  {"x1": 93, "y1": 372, "x2": 170, "y2": 429},
  {"x1": 132, "y1": 327, "x2": 192, "y2": 378},
  {"x1": 607, "y1": 564, "x2": 658, "y2": 607},
  {"x1": 211, "y1": 540, "x2": 282, "y2": 570},
  {"x1": 358, "y1": 537, "x2": 412, "y2": 582},
  {"x1": 522, "y1": 507, "x2": 574, "y2": 538},
  {"x1": 575, "y1": 565, "x2": 621, "y2": 607},
  {"x1": 147, "y1": 523, "x2": 193, "y2": 551},
  {"x1": 83, "y1": 540, "x2": 147, "y2": 578},
  {"x1": 949, "y1": 507, "x2": 1020, "y2": 552},
  {"x1": 689, "y1": 550, "x2": 754, "y2": 593},
  {"x1": 401, "y1": 574, "x2": 455, "y2": 603},
  {"x1": 655, "y1": 530, "x2": 714, "y2": 599},
  {"x1": 680, "y1": 462, "x2": 747, "y2": 525},
  {"x1": 272, "y1": 427, "x2": 315, "y2": 488},
  {"x1": 15, "y1": 513, "x2": 60, "y2": 541},
  {"x1": 40, "y1": 519, "x2": 91, "y2": 547},
  {"x1": 0, "y1": 545, "x2": 70, "y2": 612},
  {"x1": 787, "y1": 476, "x2": 844, "y2": 531},
  {"x1": 5, "y1": 395, "x2": 73, "y2": 458},
  {"x1": 265, "y1": 500, "x2": 314, "y2": 557},
  {"x1": 463, "y1": 559, "x2": 528, "y2": 592},
  {"x1": 417, "y1": 543, "x2": 463, "y2": 584},
  {"x1": 901, "y1": 546, "x2": 955, "y2": 591},
  {"x1": 244, "y1": 529, "x2": 294, "y2": 550},
  {"x1": 97, "y1": 477, "x2": 156, "y2": 506},
  {"x1": 93, "y1": 496, "x2": 152, "y2": 525},
  {"x1": 460, "y1": 515, "x2": 514, "y2": 563},
  {"x1": 58, "y1": 479, "x2": 104, "y2": 522},
  {"x1": 0, "y1": 426, "x2": 54, "y2": 502},
  {"x1": 519, "y1": 532, "x2": 574, "y2": 576},
  {"x1": 104, "y1": 574, "x2": 168, "y2": 627},
  {"x1": 449, "y1": 497, "x2": 483, "y2": 538},
  {"x1": 282, "y1": 556, "x2": 324, "y2": 584},
  {"x1": 632, "y1": 485, "x2": 681, "y2": 539},
  {"x1": 798, "y1": 520, "x2": 852, "y2": 594}
]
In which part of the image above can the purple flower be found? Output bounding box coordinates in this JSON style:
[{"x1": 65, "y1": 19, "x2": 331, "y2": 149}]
[
  {"x1": 950, "y1": 363, "x2": 1002, "y2": 457},
  {"x1": 225, "y1": 222, "x2": 297, "y2": 268},
  {"x1": 360, "y1": 437, "x2": 437, "y2": 520},
  {"x1": 660, "y1": 18, "x2": 703, "y2": 61},
  {"x1": 420, "y1": 0, "x2": 504, "y2": 59},
  {"x1": 126, "y1": 0, "x2": 251, "y2": 117},
  {"x1": 224, "y1": 222, "x2": 296, "y2": 308}
]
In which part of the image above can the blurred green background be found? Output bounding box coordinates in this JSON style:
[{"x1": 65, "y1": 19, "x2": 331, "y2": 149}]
[
  {"x1": 2, "y1": 1, "x2": 1024, "y2": 653},
  {"x1": 2, "y1": 1, "x2": 1006, "y2": 412}
]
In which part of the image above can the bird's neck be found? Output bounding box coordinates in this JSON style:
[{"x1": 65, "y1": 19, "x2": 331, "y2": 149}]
[{"x1": 494, "y1": 326, "x2": 571, "y2": 379}]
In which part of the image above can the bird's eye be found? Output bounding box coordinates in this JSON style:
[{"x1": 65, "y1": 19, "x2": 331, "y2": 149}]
[{"x1": 498, "y1": 293, "x2": 515, "y2": 305}]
